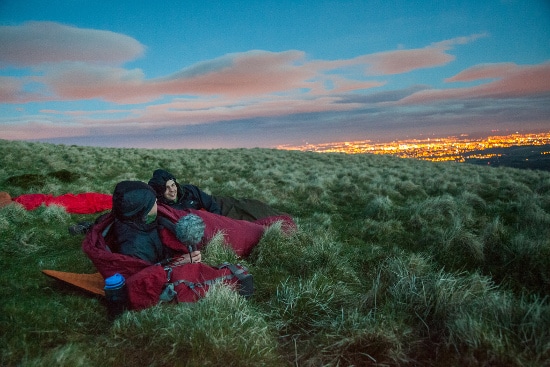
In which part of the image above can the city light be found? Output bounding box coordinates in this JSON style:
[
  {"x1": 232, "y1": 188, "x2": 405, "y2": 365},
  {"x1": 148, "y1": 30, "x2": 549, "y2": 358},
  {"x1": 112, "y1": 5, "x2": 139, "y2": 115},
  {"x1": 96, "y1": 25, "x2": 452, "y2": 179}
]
[{"x1": 277, "y1": 132, "x2": 550, "y2": 162}]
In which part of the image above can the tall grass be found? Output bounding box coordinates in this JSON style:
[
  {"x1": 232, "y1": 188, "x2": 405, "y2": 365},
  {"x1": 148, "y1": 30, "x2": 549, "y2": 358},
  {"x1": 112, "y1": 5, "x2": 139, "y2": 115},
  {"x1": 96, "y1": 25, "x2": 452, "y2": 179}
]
[{"x1": 1, "y1": 139, "x2": 549, "y2": 366}]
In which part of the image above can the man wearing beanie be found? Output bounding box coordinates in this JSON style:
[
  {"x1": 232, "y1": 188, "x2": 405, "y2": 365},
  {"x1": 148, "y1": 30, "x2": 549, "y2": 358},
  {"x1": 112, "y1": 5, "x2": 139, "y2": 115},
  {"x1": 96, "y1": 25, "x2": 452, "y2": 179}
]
[
  {"x1": 148, "y1": 170, "x2": 222, "y2": 215},
  {"x1": 111, "y1": 181, "x2": 201, "y2": 264},
  {"x1": 148, "y1": 169, "x2": 288, "y2": 222}
]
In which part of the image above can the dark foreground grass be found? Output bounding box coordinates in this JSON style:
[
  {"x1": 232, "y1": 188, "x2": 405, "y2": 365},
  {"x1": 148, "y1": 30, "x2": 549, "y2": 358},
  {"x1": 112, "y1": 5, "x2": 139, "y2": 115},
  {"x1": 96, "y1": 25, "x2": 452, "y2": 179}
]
[{"x1": 1, "y1": 139, "x2": 549, "y2": 366}]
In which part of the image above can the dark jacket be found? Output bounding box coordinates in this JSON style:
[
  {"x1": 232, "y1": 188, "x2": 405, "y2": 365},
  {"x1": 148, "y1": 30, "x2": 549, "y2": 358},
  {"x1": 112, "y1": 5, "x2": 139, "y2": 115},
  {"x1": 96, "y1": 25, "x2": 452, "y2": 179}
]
[
  {"x1": 112, "y1": 220, "x2": 174, "y2": 264},
  {"x1": 148, "y1": 169, "x2": 221, "y2": 214}
]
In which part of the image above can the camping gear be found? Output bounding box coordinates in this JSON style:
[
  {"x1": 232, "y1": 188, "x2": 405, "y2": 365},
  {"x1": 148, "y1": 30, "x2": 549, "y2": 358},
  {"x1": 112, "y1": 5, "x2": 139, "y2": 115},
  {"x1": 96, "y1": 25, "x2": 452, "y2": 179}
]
[
  {"x1": 128, "y1": 261, "x2": 253, "y2": 310},
  {"x1": 68, "y1": 221, "x2": 94, "y2": 235},
  {"x1": 81, "y1": 204, "x2": 279, "y2": 309},
  {"x1": 13, "y1": 192, "x2": 112, "y2": 213},
  {"x1": 0, "y1": 192, "x2": 11, "y2": 208},
  {"x1": 41, "y1": 270, "x2": 105, "y2": 296},
  {"x1": 104, "y1": 273, "x2": 128, "y2": 319}
]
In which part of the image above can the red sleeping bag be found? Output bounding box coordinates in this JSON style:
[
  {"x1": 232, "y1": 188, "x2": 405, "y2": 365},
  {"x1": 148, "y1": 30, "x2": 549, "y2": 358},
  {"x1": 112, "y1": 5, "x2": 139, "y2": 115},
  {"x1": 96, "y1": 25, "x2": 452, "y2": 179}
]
[
  {"x1": 158, "y1": 204, "x2": 296, "y2": 257},
  {"x1": 14, "y1": 193, "x2": 112, "y2": 214},
  {"x1": 82, "y1": 204, "x2": 295, "y2": 309}
]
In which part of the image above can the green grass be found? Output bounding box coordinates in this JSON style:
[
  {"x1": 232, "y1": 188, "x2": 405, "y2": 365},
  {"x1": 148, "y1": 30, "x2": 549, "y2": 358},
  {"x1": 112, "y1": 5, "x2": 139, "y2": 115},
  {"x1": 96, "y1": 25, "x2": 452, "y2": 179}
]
[{"x1": 1, "y1": 139, "x2": 549, "y2": 366}]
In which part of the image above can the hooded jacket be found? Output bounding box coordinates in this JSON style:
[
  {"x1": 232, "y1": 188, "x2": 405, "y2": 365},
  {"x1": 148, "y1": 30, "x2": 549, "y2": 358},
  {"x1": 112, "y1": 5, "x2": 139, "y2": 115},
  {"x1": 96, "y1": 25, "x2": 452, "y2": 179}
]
[
  {"x1": 111, "y1": 181, "x2": 174, "y2": 264},
  {"x1": 148, "y1": 169, "x2": 221, "y2": 214}
]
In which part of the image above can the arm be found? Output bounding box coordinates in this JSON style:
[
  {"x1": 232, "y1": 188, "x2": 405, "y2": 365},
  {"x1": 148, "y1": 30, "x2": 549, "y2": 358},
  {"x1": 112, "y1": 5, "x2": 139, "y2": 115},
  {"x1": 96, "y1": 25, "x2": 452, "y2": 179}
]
[{"x1": 182, "y1": 184, "x2": 222, "y2": 214}]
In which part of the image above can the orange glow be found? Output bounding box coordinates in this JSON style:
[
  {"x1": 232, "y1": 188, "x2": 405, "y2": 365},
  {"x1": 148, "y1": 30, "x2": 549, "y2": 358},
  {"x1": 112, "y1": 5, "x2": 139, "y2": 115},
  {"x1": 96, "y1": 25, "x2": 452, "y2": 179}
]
[{"x1": 277, "y1": 132, "x2": 550, "y2": 162}]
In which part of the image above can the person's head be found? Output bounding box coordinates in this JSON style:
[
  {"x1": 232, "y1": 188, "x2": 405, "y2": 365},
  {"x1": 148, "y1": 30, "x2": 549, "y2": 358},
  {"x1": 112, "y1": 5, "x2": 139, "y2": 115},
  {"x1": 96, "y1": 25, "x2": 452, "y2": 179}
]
[
  {"x1": 148, "y1": 169, "x2": 180, "y2": 203},
  {"x1": 112, "y1": 181, "x2": 157, "y2": 223}
]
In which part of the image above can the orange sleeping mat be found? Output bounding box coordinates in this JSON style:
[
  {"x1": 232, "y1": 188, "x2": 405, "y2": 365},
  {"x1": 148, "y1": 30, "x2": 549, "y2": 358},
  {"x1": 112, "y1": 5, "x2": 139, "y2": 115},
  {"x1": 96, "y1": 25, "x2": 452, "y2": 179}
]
[{"x1": 42, "y1": 269, "x2": 105, "y2": 297}]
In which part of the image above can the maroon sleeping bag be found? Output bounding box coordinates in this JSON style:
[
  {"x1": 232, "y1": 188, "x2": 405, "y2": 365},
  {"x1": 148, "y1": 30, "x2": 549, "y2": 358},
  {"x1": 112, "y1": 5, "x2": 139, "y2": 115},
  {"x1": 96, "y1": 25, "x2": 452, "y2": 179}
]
[{"x1": 82, "y1": 204, "x2": 295, "y2": 309}]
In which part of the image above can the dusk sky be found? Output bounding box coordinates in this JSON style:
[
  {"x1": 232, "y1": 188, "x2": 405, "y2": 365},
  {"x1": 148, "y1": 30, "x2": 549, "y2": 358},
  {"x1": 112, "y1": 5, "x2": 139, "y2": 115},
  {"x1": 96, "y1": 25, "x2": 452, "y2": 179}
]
[{"x1": 1, "y1": 1, "x2": 549, "y2": 149}]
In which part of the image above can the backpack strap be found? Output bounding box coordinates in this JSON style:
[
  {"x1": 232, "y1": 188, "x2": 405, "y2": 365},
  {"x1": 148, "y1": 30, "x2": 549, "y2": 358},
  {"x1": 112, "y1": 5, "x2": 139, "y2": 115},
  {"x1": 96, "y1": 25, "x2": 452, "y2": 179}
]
[
  {"x1": 171, "y1": 275, "x2": 235, "y2": 297},
  {"x1": 158, "y1": 262, "x2": 254, "y2": 303},
  {"x1": 217, "y1": 262, "x2": 247, "y2": 277},
  {"x1": 217, "y1": 262, "x2": 254, "y2": 298}
]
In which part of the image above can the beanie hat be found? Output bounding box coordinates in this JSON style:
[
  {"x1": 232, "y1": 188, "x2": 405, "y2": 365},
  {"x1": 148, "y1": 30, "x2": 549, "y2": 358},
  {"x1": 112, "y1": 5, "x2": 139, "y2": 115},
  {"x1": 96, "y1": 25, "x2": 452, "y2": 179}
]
[{"x1": 112, "y1": 181, "x2": 157, "y2": 221}]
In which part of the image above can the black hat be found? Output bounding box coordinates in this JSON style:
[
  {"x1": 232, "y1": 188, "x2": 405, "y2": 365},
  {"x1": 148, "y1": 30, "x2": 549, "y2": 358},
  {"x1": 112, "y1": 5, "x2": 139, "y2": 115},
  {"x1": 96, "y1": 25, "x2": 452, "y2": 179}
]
[{"x1": 112, "y1": 181, "x2": 156, "y2": 221}]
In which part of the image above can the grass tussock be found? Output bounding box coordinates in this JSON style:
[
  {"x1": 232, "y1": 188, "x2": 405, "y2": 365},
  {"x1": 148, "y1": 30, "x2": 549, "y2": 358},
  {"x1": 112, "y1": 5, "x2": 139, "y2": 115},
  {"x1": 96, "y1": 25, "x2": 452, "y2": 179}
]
[
  {"x1": 1, "y1": 139, "x2": 550, "y2": 366},
  {"x1": 102, "y1": 285, "x2": 283, "y2": 367}
]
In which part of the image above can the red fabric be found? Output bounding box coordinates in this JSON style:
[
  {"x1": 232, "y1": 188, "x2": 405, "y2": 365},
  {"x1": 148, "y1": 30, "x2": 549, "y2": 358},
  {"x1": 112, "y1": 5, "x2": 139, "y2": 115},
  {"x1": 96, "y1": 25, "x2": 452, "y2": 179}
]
[
  {"x1": 126, "y1": 263, "x2": 238, "y2": 310},
  {"x1": 13, "y1": 193, "x2": 112, "y2": 214},
  {"x1": 126, "y1": 265, "x2": 167, "y2": 310},
  {"x1": 158, "y1": 205, "x2": 296, "y2": 257},
  {"x1": 82, "y1": 204, "x2": 295, "y2": 310},
  {"x1": 170, "y1": 263, "x2": 237, "y2": 303}
]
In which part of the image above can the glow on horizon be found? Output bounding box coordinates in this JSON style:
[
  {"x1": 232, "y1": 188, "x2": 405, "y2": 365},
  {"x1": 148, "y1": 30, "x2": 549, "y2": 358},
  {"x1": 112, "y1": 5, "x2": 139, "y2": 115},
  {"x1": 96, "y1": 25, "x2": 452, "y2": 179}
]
[{"x1": 1, "y1": 1, "x2": 549, "y2": 149}]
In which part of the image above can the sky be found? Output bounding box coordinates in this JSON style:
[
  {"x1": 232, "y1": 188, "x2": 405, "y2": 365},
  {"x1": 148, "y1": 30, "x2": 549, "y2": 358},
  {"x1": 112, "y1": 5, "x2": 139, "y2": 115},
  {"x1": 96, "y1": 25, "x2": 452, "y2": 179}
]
[{"x1": 1, "y1": 0, "x2": 549, "y2": 149}]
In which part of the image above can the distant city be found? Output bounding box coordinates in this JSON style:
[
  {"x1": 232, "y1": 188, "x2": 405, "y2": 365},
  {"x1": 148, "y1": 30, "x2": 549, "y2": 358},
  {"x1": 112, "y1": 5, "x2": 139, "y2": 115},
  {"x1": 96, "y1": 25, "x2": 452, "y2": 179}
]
[{"x1": 277, "y1": 131, "x2": 550, "y2": 163}]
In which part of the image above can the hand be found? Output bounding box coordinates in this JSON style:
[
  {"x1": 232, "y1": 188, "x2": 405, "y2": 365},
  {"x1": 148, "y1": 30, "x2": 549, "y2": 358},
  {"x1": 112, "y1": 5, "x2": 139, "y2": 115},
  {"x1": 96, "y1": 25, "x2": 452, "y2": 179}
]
[
  {"x1": 171, "y1": 251, "x2": 201, "y2": 266},
  {"x1": 189, "y1": 250, "x2": 202, "y2": 263}
]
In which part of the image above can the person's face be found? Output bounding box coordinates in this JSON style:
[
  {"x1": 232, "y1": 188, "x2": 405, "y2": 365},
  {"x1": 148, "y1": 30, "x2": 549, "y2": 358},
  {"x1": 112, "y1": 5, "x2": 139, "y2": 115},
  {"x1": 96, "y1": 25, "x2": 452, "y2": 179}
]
[
  {"x1": 164, "y1": 179, "x2": 178, "y2": 201},
  {"x1": 148, "y1": 201, "x2": 158, "y2": 216}
]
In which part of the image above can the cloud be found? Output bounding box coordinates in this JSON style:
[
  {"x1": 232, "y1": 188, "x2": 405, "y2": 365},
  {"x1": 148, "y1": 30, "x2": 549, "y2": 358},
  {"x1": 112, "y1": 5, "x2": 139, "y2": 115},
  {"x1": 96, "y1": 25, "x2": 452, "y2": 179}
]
[
  {"x1": 158, "y1": 50, "x2": 316, "y2": 98},
  {"x1": 400, "y1": 62, "x2": 550, "y2": 103},
  {"x1": 4, "y1": 22, "x2": 546, "y2": 149},
  {"x1": 362, "y1": 34, "x2": 488, "y2": 75},
  {"x1": 0, "y1": 76, "x2": 25, "y2": 102},
  {"x1": 2, "y1": 48, "x2": 384, "y2": 104},
  {"x1": 364, "y1": 48, "x2": 455, "y2": 75},
  {"x1": 0, "y1": 23, "x2": 487, "y2": 109},
  {"x1": 44, "y1": 62, "x2": 148, "y2": 103},
  {"x1": 0, "y1": 21, "x2": 145, "y2": 67},
  {"x1": 445, "y1": 63, "x2": 518, "y2": 82},
  {"x1": 0, "y1": 118, "x2": 91, "y2": 140}
]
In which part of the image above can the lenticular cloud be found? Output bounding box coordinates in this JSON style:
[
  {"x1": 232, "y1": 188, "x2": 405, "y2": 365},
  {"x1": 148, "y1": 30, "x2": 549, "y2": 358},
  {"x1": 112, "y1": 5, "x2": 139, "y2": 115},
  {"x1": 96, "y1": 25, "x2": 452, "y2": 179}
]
[{"x1": 0, "y1": 21, "x2": 145, "y2": 67}]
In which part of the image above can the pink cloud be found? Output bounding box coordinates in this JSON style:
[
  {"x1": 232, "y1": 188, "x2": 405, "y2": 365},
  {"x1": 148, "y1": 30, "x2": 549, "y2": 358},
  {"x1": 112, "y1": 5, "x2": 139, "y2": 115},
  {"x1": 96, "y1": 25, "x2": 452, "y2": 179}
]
[
  {"x1": 0, "y1": 76, "x2": 54, "y2": 103},
  {"x1": 0, "y1": 77, "x2": 24, "y2": 102},
  {"x1": 136, "y1": 95, "x2": 363, "y2": 124},
  {"x1": 0, "y1": 21, "x2": 144, "y2": 67},
  {"x1": 363, "y1": 34, "x2": 488, "y2": 75},
  {"x1": 26, "y1": 43, "x2": 436, "y2": 104},
  {"x1": 400, "y1": 62, "x2": 550, "y2": 104},
  {"x1": 158, "y1": 51, "x2": 315, "y2": 97},
  {"x1": 0, "y1": 23, "x2": 487, "y2": 108},
  {"x1": 445, "y1": 63, "x2": 518, "y2": 82},
  {"x1": 93, "y1": 94, "x2": 366, "y2": 127},
  {"x1": 306, "y1": 34, "x2": 487, "y2": 77},
  {"x1": 0, "y1": 23, "x2": 504, "y2": 136},
  {"x1": 23, "y1": 51, "x2": 320, "y2": 104},
  {"x1": 39, "y1": 108, "x2": 132, "y2": 117},
  {"x1": 1, "y1": 89, "x2": 364, "y2": 141},
  {"x1": 0, "y1": 119, "x2": 91, "y2": 140},
  {"x1": 365, "y1": 48, "x2": 455, "y2": 75},
  {"x1": 44, "y1": 63, "x2": 148, "y2": 103}
]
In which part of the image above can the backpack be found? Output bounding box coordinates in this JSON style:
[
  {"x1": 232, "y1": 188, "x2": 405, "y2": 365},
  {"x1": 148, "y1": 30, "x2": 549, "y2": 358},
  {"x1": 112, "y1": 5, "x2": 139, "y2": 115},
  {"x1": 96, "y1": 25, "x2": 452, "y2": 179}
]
[{"x1": 127, "y1": 261, "x2": 253, "y2": 310}]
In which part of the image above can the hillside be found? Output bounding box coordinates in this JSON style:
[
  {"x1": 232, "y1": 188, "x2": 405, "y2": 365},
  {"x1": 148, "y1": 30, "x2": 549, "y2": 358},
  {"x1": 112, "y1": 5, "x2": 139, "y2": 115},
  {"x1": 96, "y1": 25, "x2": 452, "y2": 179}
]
[
  {"x1": 465, "y1": 144, "x2": 550, "y2": 171},
  {"x1": 1, "y1": 139, "x2": 549, "y2": 367}
]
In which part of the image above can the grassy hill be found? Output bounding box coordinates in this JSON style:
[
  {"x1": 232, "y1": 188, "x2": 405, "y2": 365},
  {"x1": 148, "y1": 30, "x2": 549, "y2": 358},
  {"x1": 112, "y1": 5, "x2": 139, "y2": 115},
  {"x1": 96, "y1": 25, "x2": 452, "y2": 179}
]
[{"x1": 1, "y1": 139, "x2": 549, "y2": 366}]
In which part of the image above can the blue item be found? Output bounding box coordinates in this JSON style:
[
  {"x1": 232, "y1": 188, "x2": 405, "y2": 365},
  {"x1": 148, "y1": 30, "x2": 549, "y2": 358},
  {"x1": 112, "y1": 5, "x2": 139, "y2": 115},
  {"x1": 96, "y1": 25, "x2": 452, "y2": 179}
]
[
  {"x1": 104, "y1": 273, "x2": 125, "y2": 289},
  {"x1": 104, "y1": 273, "x2": 128, "y2": 320}
]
